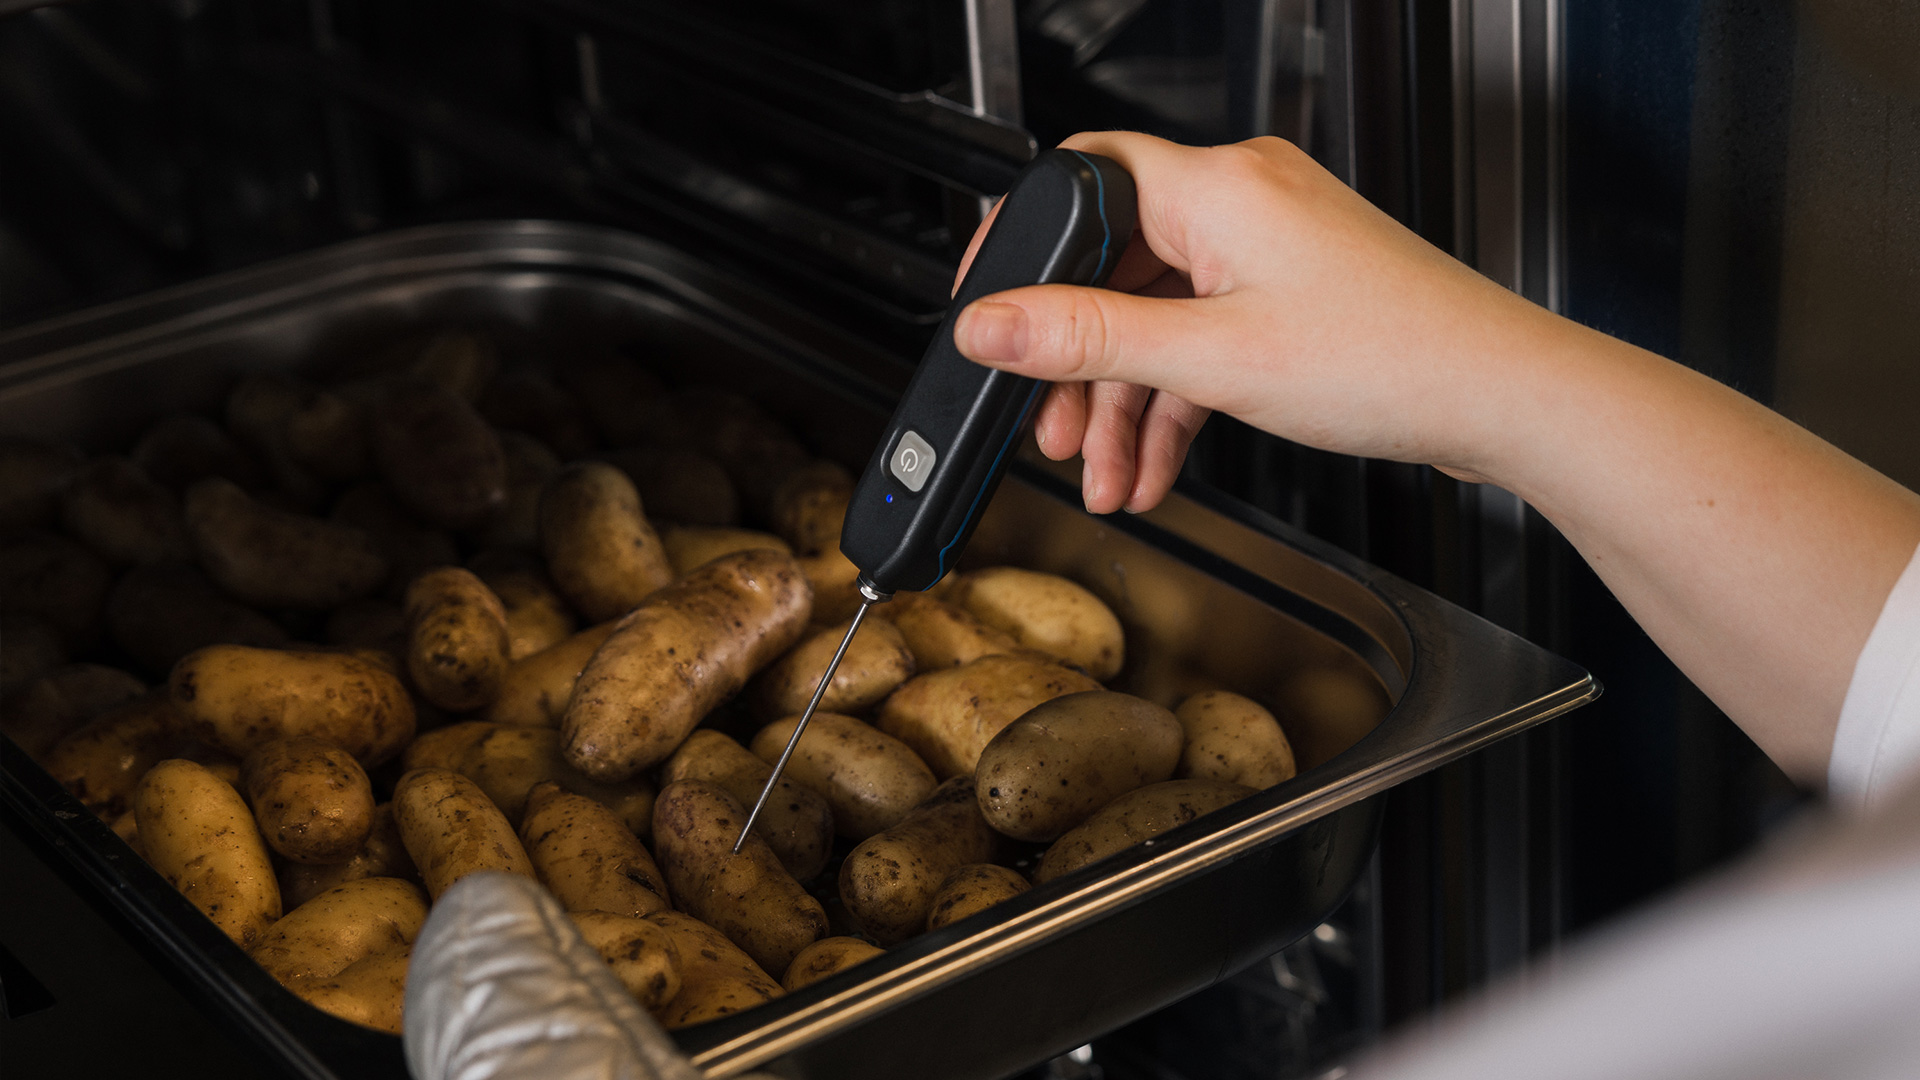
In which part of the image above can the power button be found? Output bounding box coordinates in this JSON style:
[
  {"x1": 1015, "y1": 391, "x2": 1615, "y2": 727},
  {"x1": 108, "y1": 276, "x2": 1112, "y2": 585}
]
[{"x1": 888, "y1": 429, "x2": 937, "y2": 492}]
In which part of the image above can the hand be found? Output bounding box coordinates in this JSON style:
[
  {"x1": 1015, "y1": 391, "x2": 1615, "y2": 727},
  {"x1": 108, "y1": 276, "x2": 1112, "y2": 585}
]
[{"x1": 952, "y1": 132, "x2": 1552, "y2": 510}]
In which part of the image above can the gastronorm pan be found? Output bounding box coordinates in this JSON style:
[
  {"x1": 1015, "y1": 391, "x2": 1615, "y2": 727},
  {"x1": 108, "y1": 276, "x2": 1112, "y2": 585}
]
[{"x1": 0, "y1": 221, "x2": 1596, "y2": 1080}]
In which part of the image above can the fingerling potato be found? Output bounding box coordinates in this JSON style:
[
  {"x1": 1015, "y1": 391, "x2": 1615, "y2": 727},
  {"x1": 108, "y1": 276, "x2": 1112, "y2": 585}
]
[
  {"x1": 975, "y1": 691, "x2": 1183, "y2": 842},
  {"x1": 392, "y1": 767, "x2": 536, "y2": 899},
  {"x1": 925, "y1": 864, "x2": 1030, "y2": 932},
  {"x1": 883, "y1": 592, "x2": 1018, "y2": 671},
  {"x1": 249, "y1": 876, "x2": 428, "y2": 987},
  {"x1": 403, "y1": 721, "x2": 656, "y2": 835},
  {"x1": 1174, "y1": 690, "x2": 1297, "y2": 789},
  {"x1": 752, "y1": 616, "x2": 915, "y2": 720},
  {"x1": 645, "y1": 910, "x2": 783, "y2": 1029},
  {"x1": 41, "y1": 692, "x2": 184, "y2": 816},
  {"x1": 838, "y1": 778, "x2": 999, "y2": 945},
  {"x1": 1033, "y1": 778, "x2": 1256, "y2": 885},
  {"x1": 2, "y1": 662, "x2": 146, "y2": 758},
  {"x1": 661, "y1": 525, "x2": 790, "y2": 577},
  {"x1": 107, "y1": 563, "x2": 287, "y2": 677},
  {"x1": 279, "y1": 803, "x2": 420, "y2": 908},
  {"x1": 371, "y1": 375, "x2": 508, "y2": 529},
  {"x1": 134, "y1": 758, "x2": 282, "y2": 947},
  {"x1": 60, "y1": 456, "x2": 192, "y2": 566},
  {"x1": 539, "y1": 462, "x2": 674, "y2": 622},
  {"x1": 301, "y1": 946, "x2": 411, "y2": 1033},
  {"x1": 170, "y1": 645, "x2": 415, "y2": 765},
  {"x1": 520, "y1": 781, "x2": 670, "y2": 917},
  {"x1": 570, "y1": 911, "x2": 682, "y2": 1010},
  {"x1": 598, "y1": 445, "x2": 738, "y2": 527},
  {"x1": 241, "y1": 736, "x2": 376, "y2": 864},
  {"x1": 875, "y1": 654, "x2": 1100, "y2": 779},
  {"x1": 404, "y1": 567, "x2": 511, "y2": 711},
  {"x1": 183, "y1": 479, "x2": 387, "y2": 609},
  {"x1": 782, "y1": 936, "x2": 884, "y2": 992},
  {"x1": 749, "y1": 712, "x2": 935, "y2": 840},
  {"x1": 663, "y1": 730, "x2": 832, "y2": 881},
  {"x1": 484, "y1": 619, "x2": 620, "y2": 727},
  {"x1": 468, "y1": 552, "x2": 575, "y2": 660},
  {"x1": 946, "y1": 567, "x2": 1125, "y2": 681}
]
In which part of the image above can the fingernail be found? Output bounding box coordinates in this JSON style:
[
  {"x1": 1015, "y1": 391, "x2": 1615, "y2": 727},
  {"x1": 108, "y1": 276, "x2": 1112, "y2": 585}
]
[
  {"x1": 953, "y1": 301, "x2": 1028, "y2": 365},
  {"x1": 1081, "y1": 460, "x2": 1098, "y2": 509}
]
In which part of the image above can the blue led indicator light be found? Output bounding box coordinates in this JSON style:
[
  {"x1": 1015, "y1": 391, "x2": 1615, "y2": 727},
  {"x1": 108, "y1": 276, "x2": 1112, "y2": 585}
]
[{"x1": 885, "y1": 493, "x2": 894, "y2": 504}]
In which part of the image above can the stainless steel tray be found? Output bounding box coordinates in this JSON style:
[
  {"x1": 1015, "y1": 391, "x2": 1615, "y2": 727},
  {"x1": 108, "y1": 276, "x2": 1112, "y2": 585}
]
[{"x1": 0, "y1": 221, "x2": 1596, "y2": 1080}]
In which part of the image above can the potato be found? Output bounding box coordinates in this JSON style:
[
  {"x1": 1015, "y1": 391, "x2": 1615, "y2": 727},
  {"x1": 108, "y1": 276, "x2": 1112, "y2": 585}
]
[
  {"x1": 301, "y1": 946, "x2": 410, "y2": 1033},
  {"x1": 330, "y1": 483, "x2": 460, "y2": 597},
  {"x1": 553, "y1": 353, "x2": 666, "y2": 447},
  {"x1": 563, "y1": 549, "x2": 812, "y2": 781},
  {"x1": 539, "y1": 462, "x2": 675, "y2": 622},
  {"x1": 0, "y1": 612, "x2": 65, "y2": 695},
  {"x1": 645, "y1": 910, "x2": 783, "y2": 1028},
  {"x1": 946, "y1": 567, "x2": 1125, "y2": 681},
  {"x1": 282, "y1": 386, "x2": 370, "y2": 483},
  {"x1": 568, "y1": 912, "x2": 681, "y2": 1009},
  {"x1": 1174, "y1": 690, "x2": 1297, "y2": 789},
  {"x1": 107, "y1": 563, "x2": 288, "y2": 677},
  {"x1": 40, "y1": 692, "x2": 183, "y2": 816},
  {"x1": 371, "y1": 375, "x2": 508, "y2": 529},
  {"x1": 224, "y1": 374, "x2": 328, "y2": 508},
  {"x1": 468, "y1": 552, "x2": 576, "y2": 660},
  {"x1": 651, "y1": 779, "x2": 827, "y2": 976},
  {"x1": 241, "y1": 737, "x2": 376, "y2": 864},
  {"x1": 170, "y1": 644, "x2": 415, "y2": 765},
  {"x1": 403, "y1": 721, "x2": 656, "y2": 835},
  {"x1": 279, "y1": 803, "x2": 420, "y2": 909},
  {"x1": 925, "y1": 864, "x2": 1030, "y2": 932},
  {"x1": 131, "y1": 415, "x2": 264, "y2": 493},
  {"x1": 402, "y1": 568, "x2": 511, "y2": 711},
  {"x1": 478, "y1": 368, "x2": 596, "y2": 460},
  {"x1": 883, "y1": 593, "x2": 1019, "y2": 671},
  {"x1": 2, "y1": 663, "x2": 146, "y2": 757},
  {"x1": 249, "y1": 877, "x2": 428, "y2": 988},
  {"x1": 60, "y1": 457, "x2": 193, "y2": 566},
  {"x1": 483, "y1": 620, "x2": 619, "y2": 727},
  {"x1": 752, "y1": 616, "x2": 915, "y2": 720},
  {"x1": 134, "y1": 758, "x2": 282, "y2": 947},
  {"x1": 798, "y1": 548, "x2": 866, "y2": 625},
  {"x1": 975, "y1": 691, "x2": 1183, "y2": 842},
  {"x1": 183, "y1": 479, "x2": 387, "y2": 609},
  {"x1": 598, "y1": 446, "x2": 738, "y2": 527},
  {"x1": 782, "y1": 936, "x2": 884, "y2": 992},
  {"x1": 520, "y1": 782, "x2": 669, "y2": 918},
  {"x1": 0, "y1": 437, "x2": 85, "y2": 527},
  {"x1": 392, "y1": 767, "x2": 536, "y2": 899},
  {"x1": 690, "y1": 398, "x2": 812, "y2": 518},
  {"x1": 409, "y1": 329, "x2": 499, "y2": 402},
  {"x1": 1033, "y1": 778, "x2": 1256, "y2": 885},
  {"x1": 661, "y1": 525, "x2": 790, "y2": 577},
  {"x1": 768, "y1": 461, "x2": 851, "y2": 556},
  {"x1": 0, "y1": 530, "x2": 111, "y2": 644},
  {"x1": 838, "y1": 778, "x2": 998, "y2": 945},
  {"x1": 749, "y1": 712, "x2": 935, "y2": 840},
  {"x1": 470, "y1": 431, "x2": 563, "y2": 551},
  {"x1": 323, "y1": 598, "x2": 406, "y2": 655},
  {"x1": 874, "y1": 654, "x2": 1101, "y2": 779},
  {"x1": 662, "y1": 730, "x2": 832, "y2": 881}
]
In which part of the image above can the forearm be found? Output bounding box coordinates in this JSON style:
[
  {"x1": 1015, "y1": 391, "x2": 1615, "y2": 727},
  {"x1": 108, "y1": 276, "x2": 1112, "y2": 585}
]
[{"x1": 1472, "y1": 311, "x2": 1920, "y2": 784}]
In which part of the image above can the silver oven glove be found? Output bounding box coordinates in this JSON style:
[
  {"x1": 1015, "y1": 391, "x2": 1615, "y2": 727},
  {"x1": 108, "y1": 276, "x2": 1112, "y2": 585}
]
[{"x1": 404, "y1": 872, "x2": 769, "y2": 1080}]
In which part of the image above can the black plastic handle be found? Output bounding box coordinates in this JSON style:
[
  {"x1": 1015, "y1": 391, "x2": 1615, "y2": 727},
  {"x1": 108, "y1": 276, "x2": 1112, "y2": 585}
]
[{"x1": 841, "y1": 149, "x2": 1137, "y2": 595}]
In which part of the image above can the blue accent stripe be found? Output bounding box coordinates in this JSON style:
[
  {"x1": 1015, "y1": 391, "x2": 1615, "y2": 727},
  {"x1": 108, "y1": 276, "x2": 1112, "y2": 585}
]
[
  {"x1": 932, "y1": 381, "x2": 1046, "y2": 584},
  {"x1": 1067, "y1": 149, "x2": 1114, "y2": 282}
]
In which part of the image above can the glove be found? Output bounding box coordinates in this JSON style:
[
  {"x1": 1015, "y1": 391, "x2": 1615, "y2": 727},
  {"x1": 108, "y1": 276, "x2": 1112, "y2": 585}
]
[{"x1": 404, "y1": 872, "x2": 767, "y2": 1080}]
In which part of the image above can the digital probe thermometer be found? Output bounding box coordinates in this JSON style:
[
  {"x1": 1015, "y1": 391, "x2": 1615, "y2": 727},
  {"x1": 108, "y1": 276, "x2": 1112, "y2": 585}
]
[{"x1": 735, "y1": 149, "x2": 1137, "y2": 851}]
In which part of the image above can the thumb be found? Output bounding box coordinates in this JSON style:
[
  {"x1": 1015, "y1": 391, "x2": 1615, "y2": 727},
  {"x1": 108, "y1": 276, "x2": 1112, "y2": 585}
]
[{"x1": 952, "y1": 284, "x2": 1213, "y2": 391}]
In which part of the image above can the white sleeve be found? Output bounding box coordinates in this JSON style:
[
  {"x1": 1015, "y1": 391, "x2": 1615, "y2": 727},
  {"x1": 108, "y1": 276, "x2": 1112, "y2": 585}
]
[{"x1": 1831, "y1": 541, "x2": 1920, "y2": 808}]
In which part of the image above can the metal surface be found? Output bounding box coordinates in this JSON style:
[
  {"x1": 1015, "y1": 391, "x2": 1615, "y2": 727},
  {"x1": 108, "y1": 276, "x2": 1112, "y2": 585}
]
[{"x1": 0, "y1": 220, "x2": 1595, "y2": 1080}]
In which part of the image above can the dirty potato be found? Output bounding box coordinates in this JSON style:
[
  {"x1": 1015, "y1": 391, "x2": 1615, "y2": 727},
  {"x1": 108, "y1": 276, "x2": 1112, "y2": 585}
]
[
  {"x1": 752, "y1": 616, "x2": 915, "y2": 720},
  {"x1": 645, "y1": 910, "x2": 783, "y2": 1029},
  {"x1": 883, "y1": 593, "x2": 1018, "y2": 671},
  {"x1": 134, "y1": 758, "x2": 282, "y2": 948},
  {"x1": 598, "y1": 445, "x2": 738, "y2": 527},
  {"x1": 60, "y1": 457, "x2": 192, "y2": 566},
  {"x1": 249, "y1": 876, "x2": 428, "y2": 989},
  {"x1": 782, "y1": 936, "x2": 884, "y2": 992},
  {"x1": 468, "y1": 554, "x2": 576, "y2": 660},
  {"x1": 539, "y1": 462, "x2": 675, "y2": 623},
  {"x1": 1174, "y1": 690, "x2": 1297, "y2": 790},
  {"x1": 563, "y1": 549, "x2": 811, "y2": 782},
  {"x1": 651, "y1": 779, "x2": 828, "y2": 976},
  {"x1": 661, "y1": 525, "x2": 790, "y2": 577},
  {"x1": 392, "y1": 767, "x2": 536, "y2": 899},
  {"x1": 370, "y1": 375, "x2": 508, "y2": 529},
  {"x1": 301, "y1": 946, "x2": 411, "y2": 1033},
  {"x1": 1033, "y1": 778, "x2": 1257, "y2": 885},
  {"x1": 520, "y1": 781, "x2": 669, "y2": 918},
  {"x1": 874, "y1": 654, "x2": 1101, "y2": 779},
  {"x1": 170, "y1": 645, "x2": 415, "y2": 765},
  {"x1": 279, "y1": 803, "x2": 419, "y2": 909},
  {"x1": 131, "y1": 415, "x2": 264, "y2": 493},
  {"x1": 403, "y1": 568, "x2": 511, "y2": 712},
  {"x1": 975, "y1": 691, "x2": 1184, "y2": 842},
  {"x1": 40, "y1": 692, "x2": 184, "y2": 817},
  {"x1": 403, "y1": 721, "x2": 656, "y2": 835},
  {"x1": 478, "y1": 368, "x2": 596, "y2": 461},
  {"x1": 483, "y1": 620, "x2": 619, "y2": 727},
  {"x1": 1, "y1": 663, "x2": 146, "y2": 757},
  {"x1": 797, "y1": 548, "x2": 865, "y2": 625},
  {"x1": 570, "y1": 912, "x2": 681, "y2": 1010},
  {"x1": 768, "y1": 460, "x2": 851, "y2": 556},
  {"x1": 662, "y1": 730, "x2": 832, "y2": 881},
  {"x1": 329, "y1": 482, "x2": 461, "y2": 597},
  {"x1": 241, "y1": 737, "x2": 376, "y2": 864},
  {"x1": 183, "y1": 479, "x2": 387, "y2": 609},
  {"x1": 749, "y1": 712, "x2": 935, "y2": 841},
  {"x1": 553, "y1": 353, "x2": 665, "y2": 447},
  {"x1": 106, "y1": 563, "x2": 287, "y2": 677},
  {"x1": 838, "y1": 778, "x2": 998, "y2": 945},
  {"x1": 946, "y1": 568, "x2": 1125, "y2": 681},
  {"x1": 470, "y1": 431, "x2": 563, "y2": 551},
  {"x1": 925, "y1": 864, "x2": 1030, "y2": 932}
]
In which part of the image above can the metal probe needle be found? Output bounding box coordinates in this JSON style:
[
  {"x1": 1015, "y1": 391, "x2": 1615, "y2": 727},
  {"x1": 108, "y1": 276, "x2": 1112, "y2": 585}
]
[{"x1": 733, "y1": 591, "x2": 885, "y2": 853}]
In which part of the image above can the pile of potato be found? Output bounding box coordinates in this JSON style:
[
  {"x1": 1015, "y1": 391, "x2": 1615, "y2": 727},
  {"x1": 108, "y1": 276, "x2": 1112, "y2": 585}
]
[{"x1": 0, "y1": 329, "x2": 1300, "y2": 1036}]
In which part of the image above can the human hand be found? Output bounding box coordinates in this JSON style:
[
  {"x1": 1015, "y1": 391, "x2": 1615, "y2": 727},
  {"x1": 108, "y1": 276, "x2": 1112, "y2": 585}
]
[{"x1": 952, "y1": 131, "x2": 1558, "y2": 512}]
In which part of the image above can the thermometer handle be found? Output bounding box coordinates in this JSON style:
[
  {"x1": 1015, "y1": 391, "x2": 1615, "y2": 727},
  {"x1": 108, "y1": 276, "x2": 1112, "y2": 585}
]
[{"x1": 840, "y1": 149, "x2": 1137, "y2": 596}]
